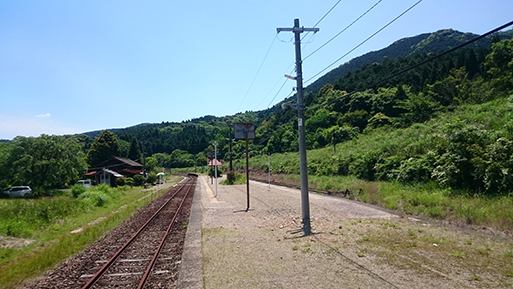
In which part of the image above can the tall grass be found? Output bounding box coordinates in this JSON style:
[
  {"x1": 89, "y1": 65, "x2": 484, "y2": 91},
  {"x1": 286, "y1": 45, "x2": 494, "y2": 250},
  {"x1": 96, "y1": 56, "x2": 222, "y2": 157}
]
[
  {"x1": 260, "y1": 173, "x2": 513, "y2": 230},
  {"x1": 0, "y1": 185, "x2": 123, "y2": 238},
  {"x1": 0, "y1": 196, "x2": 147, "y2": 289},
  {"x1": 0, "y1": 183, "x2": 173, "y2": 289},
  {"x1": 0, "y1": 197, "x2": 87, "y2": 238}
]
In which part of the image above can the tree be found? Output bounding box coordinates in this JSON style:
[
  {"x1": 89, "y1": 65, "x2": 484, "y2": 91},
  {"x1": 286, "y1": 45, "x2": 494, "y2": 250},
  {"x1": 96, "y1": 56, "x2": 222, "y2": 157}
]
[
  {"x1": 0, "y1": 135, "x2": 87, "y2": 193},
  {"x1": 86, "y1": 130, "x2": 120, "y2": 167},
  {"x1": 485, "y1": 38, "x2": 513, "y2": 97},
  {"x1": 127, "y1": 137, "x2": 142, "y2": 162},
  {"x1": 169, "y1": 149, "x2": 194, "y2": 168},
  {"x1": 145, "y1": 156, "x2": 158, "y2": 173},
  {"x1": 395, "y1": 92, "x2": 437, "y2": 125}
]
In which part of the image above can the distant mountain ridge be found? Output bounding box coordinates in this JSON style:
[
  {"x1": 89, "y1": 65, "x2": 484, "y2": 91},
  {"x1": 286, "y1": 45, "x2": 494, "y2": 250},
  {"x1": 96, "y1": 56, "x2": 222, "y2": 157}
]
[{"x1": 305, "y1": 29, "x2": 512, "y2": 94}]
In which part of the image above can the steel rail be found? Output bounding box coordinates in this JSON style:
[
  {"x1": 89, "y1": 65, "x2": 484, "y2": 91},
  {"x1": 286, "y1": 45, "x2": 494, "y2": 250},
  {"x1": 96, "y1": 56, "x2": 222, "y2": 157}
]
[
  {"x1": 137, "y1": 179, "x2": 195, "y2": 288},
  {"x1": 81, "y1": 177, "x2": 194, "y2": 289}
]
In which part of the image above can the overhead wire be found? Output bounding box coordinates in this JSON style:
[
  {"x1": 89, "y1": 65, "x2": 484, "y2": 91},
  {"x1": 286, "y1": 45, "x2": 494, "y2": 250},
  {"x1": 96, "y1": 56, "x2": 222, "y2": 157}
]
[
  {"x1": 305, "y1": 0, "x2": 423, "y2": 85},
  {"x1": 264, "y1": 0, "x2": 382, "y2": 109},
  {"x1": 260, "y1": 0, "x2": 344, "y2": 109},
  {"x1": 237, "y1": 34, "x2": 278, "y2": 111},
  {"x1": 265, "y1": 79, "x2": 291, "y2": 108},
  {"x1": 258, "y1": 61, "x2": 296, "y2": 108},
  {"x1": 257, "y1": 0, "x2": 419, "y2": 144},
  {"x1": 302, "y1": 0, "x2": 343, "y2": 42},
  {"x1": 303, "y1": 0, "x2": 383, "y2": 62}
]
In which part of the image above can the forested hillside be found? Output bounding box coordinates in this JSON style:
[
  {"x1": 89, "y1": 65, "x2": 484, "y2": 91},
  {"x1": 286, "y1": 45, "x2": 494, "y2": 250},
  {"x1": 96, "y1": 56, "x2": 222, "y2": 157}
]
[{"x1": 255, "y1": 35, "x2": 513, "y2": 196}]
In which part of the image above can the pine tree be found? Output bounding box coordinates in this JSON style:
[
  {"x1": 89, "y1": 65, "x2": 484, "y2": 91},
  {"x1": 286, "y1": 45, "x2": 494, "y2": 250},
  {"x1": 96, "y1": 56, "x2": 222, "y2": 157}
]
[{"x1": 127, "y1": 137, "x2": 142, "y2": 162}]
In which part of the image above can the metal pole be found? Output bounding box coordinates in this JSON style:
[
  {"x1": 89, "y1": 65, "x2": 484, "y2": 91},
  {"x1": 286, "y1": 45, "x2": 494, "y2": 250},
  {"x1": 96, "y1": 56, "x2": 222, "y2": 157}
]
[
  {"x1": 268, "y1": 153, "x2": 271, "y2": 190},
  {"x1": 213, "y1": 141, "x2": 218, "y2": 197},
  {"x1": 277, "y1": 18, "x2": 319, "y2": 235},
  {"x1": 228, "y1": 127, "x2": 234, "y2": 171},
  {"x1": 245, "y1": 136, "x2": 250, "y2": 211}
]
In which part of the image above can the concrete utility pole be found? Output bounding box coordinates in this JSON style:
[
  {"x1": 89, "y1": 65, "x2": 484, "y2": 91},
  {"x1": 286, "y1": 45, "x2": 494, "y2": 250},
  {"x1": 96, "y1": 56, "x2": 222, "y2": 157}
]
[
  {"x1": 213, "y1": 141, "x2": 218, "y2": 197},
  {"x1": 277, "y1": 18, "x2": 319, "y2": 235}
]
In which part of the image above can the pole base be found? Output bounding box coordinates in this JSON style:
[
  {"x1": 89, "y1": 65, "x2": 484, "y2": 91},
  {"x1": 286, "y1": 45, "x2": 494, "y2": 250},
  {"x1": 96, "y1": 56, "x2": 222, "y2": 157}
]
[{"x1": 302, "y1": 217, "x2": 311, "y2": 235}]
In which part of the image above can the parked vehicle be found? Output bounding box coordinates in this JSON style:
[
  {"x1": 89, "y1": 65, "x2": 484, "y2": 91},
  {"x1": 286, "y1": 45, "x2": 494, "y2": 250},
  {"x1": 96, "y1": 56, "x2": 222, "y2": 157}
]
[
  {"x1": 76, "y1": 180, "x2": 92, "y2": 188},
  {"x1": 3, "y1": 186, "x2": 33, "y2": 198}
]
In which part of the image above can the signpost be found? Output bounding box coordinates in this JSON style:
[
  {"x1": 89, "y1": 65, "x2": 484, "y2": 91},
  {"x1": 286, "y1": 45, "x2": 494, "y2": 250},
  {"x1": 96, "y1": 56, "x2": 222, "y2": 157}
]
[{"x1": 234, "y1": 123, "x2": 255, "y2": 212}]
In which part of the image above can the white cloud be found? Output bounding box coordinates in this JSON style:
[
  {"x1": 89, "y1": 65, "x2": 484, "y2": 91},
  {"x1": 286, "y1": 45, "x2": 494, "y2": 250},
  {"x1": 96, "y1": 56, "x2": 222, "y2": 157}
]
[{"x1": 36, "y1": 113, "x2": 51, "y2": 118}]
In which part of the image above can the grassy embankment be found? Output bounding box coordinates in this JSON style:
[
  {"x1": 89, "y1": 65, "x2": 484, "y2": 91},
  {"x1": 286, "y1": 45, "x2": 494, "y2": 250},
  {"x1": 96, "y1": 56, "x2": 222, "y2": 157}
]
[
  {"x1": 0, "y1": 176, "x2": 182, "y2": 289},
  {"x1": 247, "y1": 98, "x2": 513, "y2": 232}
]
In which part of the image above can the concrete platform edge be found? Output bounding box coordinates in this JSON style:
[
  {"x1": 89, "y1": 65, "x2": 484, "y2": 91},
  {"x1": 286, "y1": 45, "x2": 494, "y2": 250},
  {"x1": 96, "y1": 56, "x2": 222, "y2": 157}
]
[{"x1": 176, "y1": 178, "x2": 203, "y2": 289}]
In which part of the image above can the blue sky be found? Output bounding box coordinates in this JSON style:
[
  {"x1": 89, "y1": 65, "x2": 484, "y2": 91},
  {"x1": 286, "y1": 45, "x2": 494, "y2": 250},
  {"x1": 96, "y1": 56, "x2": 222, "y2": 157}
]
[{"x1": 1, "y1": 0, "x2": 512, "y2": 140}]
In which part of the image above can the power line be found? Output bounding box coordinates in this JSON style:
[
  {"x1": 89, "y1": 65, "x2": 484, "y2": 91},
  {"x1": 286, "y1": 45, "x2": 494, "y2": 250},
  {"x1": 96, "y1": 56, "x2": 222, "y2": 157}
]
[
  {"x1": 302, "y1": 0, "x2": 343, "y2": 42},
  {"x1": 237, "y1": 35, "x2": 278, "y2": 111},
  {"x1": 303, "y1": 0, "x2": 383, "y2": 62},
  {"x1": 261, "y1": 0, "x2": 343, "y2": 109},
  {"x1": 258, "y1": 62, "x2": 296, "y2": 108},
  {"x1": 305, "y1": 0, "x2": 423, "y2": 85},
  {"x1": 266, "y1": 79, "x2": 291, "y2": 108}
]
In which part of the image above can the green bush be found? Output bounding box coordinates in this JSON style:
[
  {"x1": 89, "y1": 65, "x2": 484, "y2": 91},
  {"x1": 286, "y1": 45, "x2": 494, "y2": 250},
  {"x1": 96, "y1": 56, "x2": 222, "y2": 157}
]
[
  {"x1": 78, "y1": 185, "x2": 122, "y2": 207},
  {"x1": 80, "y1": 191, "x2": 108, "y2": 207},
  {"x1": 223, "y1": 171, "x2": 245, "y2": 185},
  {"x1": 71, "y1": 184, "x2": 86, "y2": 198},
  {"x1": 116, "y1": 177, "x2": 126, "y2": 187},
  {"x1": 133, "y1": 174, "x2": 146, "y2": 186},
  {"x1": 126, "y1": 177, "x2": 134, "y2": 187},
  {"x1": 147, "y1": 173, "x2": 157, "y2": 184},
  {"x1": 208, "y1": 167, "x2": 222, "y2": 178}
]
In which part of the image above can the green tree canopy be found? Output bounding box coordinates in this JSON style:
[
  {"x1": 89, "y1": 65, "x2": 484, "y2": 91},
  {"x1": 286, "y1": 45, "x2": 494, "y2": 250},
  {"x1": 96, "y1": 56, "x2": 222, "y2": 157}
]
[
  {"x1": 127, "y1": 137, "x2": 142, "y2": 162},
  {"x1": 486, "y1": 38, "x2": 513, "y2": 96},
  {"x1": 0, "y1": 135, "x2": 87, "y2": 192},
  {"x1": 145, "y1": 156, "x2": 158, "y2": 173},
  {"x1": 86, "y1": 130, "x2": 120, "y2": 167}
]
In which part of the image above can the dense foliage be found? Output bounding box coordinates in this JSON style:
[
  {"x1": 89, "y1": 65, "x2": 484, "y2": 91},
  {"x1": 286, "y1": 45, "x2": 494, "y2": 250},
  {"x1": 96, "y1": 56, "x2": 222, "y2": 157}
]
[
  {"x1": 86, "y1": 130, "x2": 121, "y2": 167},
  {"x1": 254, "y1": 37, "x2": 513, "y2": 195},
  {"x1": 0, "y1": 135, "x2": 87, "y2": 194}
]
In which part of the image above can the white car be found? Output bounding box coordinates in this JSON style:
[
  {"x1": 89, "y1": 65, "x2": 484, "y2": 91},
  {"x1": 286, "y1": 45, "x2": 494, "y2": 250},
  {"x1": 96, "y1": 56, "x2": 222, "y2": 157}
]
[
  {"x1": 4, "y1": 186, "x2": 33, "y2": 198},
  {"x1": 76, "y1": 180, "x2": 92, "y2": 188}
]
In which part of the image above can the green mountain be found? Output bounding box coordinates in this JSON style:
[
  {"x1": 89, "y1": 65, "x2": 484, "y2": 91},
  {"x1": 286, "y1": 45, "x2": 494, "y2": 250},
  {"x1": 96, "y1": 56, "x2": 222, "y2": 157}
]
[{"x1": 305, "y1": 29, "x2": 512, "y2": 95}]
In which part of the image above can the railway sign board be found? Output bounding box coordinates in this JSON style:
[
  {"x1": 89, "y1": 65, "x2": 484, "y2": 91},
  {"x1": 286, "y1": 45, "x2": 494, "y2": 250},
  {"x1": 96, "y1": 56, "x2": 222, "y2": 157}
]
[{"x1": 234, "y1": 122, "x2": 255, "y2": 140}]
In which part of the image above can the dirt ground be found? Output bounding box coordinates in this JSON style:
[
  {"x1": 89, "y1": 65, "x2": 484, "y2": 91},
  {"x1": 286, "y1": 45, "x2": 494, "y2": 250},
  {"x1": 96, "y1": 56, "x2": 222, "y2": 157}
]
[
  {"x1": 198, "y1": 175, "x2": 513, "y2": 289},
  {"x1": 0, "y1": 236, "x2": 35, "y2": 249}
]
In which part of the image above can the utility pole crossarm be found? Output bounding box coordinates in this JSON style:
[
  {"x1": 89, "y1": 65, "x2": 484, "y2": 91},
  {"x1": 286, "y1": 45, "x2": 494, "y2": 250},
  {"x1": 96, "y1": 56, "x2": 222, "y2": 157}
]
[{"x1": 276, "y1": 27, "x2": 319, "y2": 33}]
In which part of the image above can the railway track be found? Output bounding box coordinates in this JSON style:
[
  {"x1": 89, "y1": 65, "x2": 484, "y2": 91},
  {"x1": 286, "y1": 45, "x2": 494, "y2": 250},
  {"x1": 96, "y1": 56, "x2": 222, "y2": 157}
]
[{"x1": 79, "y1": 175, "x2": 197, "y2": 289}]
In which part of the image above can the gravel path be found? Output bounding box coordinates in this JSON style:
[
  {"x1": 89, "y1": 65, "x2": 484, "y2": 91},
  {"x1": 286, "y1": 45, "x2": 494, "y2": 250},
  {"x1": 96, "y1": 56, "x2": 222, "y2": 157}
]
[{"x1": 192, "y1": 175, "x2": 513, "y2": 289}]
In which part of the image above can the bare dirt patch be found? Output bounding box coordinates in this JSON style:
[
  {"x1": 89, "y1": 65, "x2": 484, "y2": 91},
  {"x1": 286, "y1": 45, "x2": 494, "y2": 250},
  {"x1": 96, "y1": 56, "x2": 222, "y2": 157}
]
[{"x1": 0, "y1": 236, "x2": 35, "y2": 249}]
